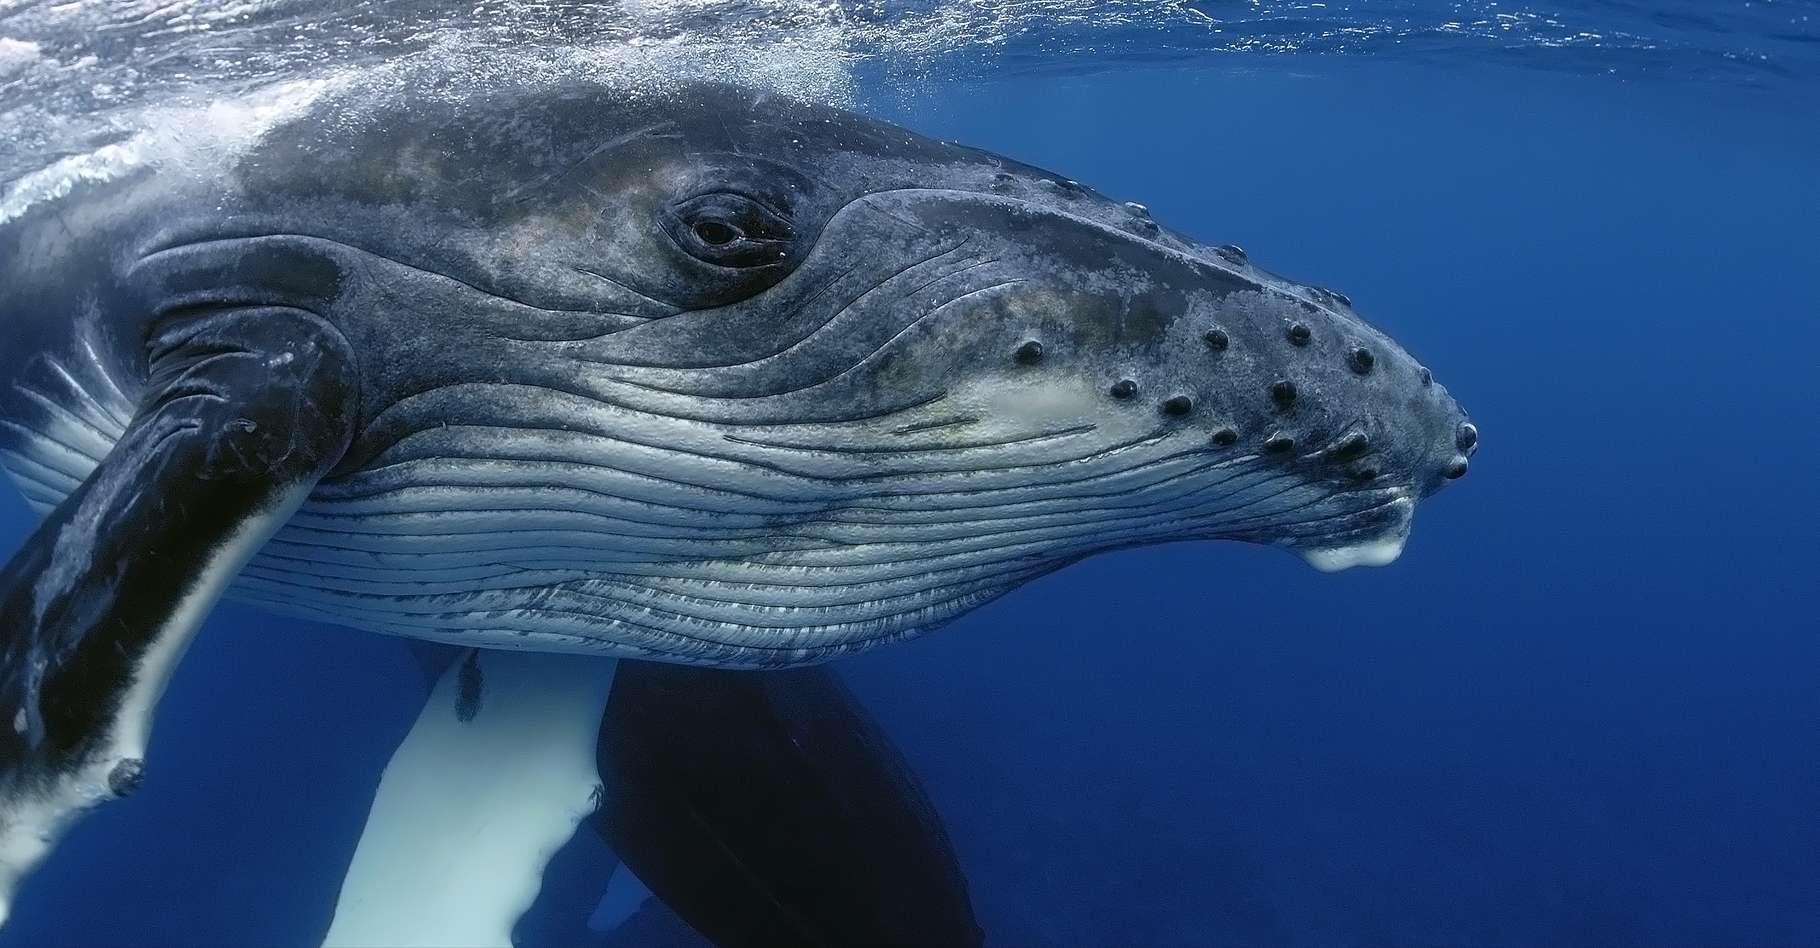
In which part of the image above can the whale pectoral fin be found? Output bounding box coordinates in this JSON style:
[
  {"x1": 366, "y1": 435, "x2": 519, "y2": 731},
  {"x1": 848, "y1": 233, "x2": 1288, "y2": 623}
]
[
  {"x1": 326, "y1": 651, "x2": 618, "y2": 948},
  {"x1": 0, "y1": 306, "x2": 356, "y2": 923}
]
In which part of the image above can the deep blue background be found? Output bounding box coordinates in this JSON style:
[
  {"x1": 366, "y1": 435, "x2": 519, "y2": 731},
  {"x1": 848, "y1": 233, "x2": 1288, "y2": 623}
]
[{"x1": 4, "y1": 58, "x2": 1817, "y2": 946}]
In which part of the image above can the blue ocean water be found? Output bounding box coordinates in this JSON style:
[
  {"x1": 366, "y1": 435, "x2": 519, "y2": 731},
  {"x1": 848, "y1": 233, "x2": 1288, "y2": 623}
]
[{"x1": 2, "y1": 4, "x2": 1818, "y2": 946}]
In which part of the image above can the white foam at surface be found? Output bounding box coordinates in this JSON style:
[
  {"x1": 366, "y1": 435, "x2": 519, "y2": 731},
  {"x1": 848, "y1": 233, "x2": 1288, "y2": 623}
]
[
  {"x1": 0, "y1": 141, "x2": 145, "y2": 228},
  {"x1": 0, "y1": 38, "x2": 42, "y2": 78},
  {"x1": 323, "y1": 651, "x2": 618, "y2": 948},
  {"x1": 0, "y1": 76, "x2": 327, "y2": 227}
]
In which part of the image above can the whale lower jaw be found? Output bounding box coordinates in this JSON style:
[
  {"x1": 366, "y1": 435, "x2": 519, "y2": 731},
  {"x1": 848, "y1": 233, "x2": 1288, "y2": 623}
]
[{"x1": 1299, "y1": 532, "x2": 1410, "y2": 573}]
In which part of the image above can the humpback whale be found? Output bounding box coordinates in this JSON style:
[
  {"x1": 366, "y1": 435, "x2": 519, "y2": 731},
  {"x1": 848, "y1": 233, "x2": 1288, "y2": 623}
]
[{"x1": 0, "y1": 61, "x2": 1477, "y2": 930}]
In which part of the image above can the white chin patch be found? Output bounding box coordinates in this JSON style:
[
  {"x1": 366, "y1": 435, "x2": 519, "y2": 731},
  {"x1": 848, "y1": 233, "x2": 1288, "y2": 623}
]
[{"x1": 1300, "y1": 533, "x2": 1409, "y2": 573}]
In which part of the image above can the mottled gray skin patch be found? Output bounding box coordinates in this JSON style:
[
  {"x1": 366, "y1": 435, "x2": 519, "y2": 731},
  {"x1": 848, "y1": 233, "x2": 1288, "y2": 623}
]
[{"x1": 0, "y1": 67, "x2": 1475, "y2": 666}]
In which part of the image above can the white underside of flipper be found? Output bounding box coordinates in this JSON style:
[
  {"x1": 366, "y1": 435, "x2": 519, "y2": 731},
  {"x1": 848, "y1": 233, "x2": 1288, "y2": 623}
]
[{"x1": 323, "y1": 650, "x2": 618, "y2": 948}]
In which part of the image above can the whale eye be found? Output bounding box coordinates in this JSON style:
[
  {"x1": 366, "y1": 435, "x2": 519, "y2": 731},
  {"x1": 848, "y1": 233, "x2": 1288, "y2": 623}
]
[
  {"x1": 693, "y1": 220, "x2": 740, "y2": 245},
  {"x1": 665, "y1": 191, "x2": 795, "y2": 269}
]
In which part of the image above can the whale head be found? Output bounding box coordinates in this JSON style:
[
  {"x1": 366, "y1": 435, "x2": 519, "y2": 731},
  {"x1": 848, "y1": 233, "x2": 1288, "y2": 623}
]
[{"x1": 241, "y1": 78, "x2": 1477, "y2": 664}]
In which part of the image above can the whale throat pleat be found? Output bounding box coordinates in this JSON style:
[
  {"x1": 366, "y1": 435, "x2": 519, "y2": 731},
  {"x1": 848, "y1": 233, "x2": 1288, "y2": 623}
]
[
  {"x1": 0, "y1": 348, "x2": 133, "y2": 505},
  {"x1": 3, "y1": 371, "x2": 1323, "y2": 664}
]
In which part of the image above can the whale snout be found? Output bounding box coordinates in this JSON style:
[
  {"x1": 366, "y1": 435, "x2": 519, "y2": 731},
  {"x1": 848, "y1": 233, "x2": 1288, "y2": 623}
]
[
  {"x1": 1282, "y1": 399, "x2": 1474, "y2": 574},
  {"x1": 1165, "y1": 281, "x2": 1479, "y2": 570},
  {"x1": 757, "y1": 185, "x2": 1480, "y2": 576},
  {"x1": 895, "y1": 186, "x2": 1482, "y2": 572}
]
